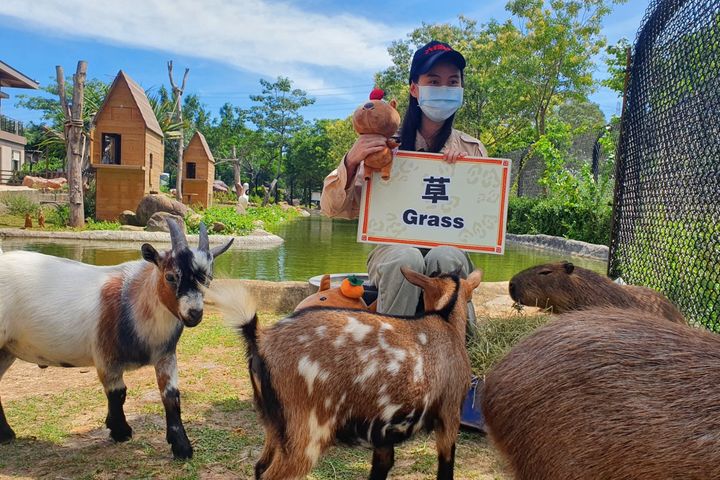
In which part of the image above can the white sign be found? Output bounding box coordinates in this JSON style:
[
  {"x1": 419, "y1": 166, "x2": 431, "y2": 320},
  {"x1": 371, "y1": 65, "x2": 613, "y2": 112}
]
[{"x1": 357, "y1": 151, "x2": 511, "y2": 254}]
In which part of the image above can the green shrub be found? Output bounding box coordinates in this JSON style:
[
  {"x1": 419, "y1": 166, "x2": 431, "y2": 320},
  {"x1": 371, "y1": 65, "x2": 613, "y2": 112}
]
[
  {"x1": 0, "y1": 194, "x2": 40, "y2": 216},
  {"x1": 84, "y1": 219, "x2": 121, "y2": 231},
  {"x1": 213, "y1": 190, "x2": 237, "y2": 205},
  {"x1": 186, "y1": 205, "x2": 299, "y2": 235},
  {"x1": 49, "y1": 204, "x2": 70, "y2": 227}
]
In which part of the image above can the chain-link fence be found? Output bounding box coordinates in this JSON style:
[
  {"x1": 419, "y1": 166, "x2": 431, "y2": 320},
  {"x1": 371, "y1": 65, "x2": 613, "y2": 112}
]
[{"x1": 608, "y1": 0, "x2": 720, "y2": 330}]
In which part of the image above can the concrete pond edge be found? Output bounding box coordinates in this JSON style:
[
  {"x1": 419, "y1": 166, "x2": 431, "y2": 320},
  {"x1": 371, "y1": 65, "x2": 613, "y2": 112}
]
[
  {"x1": 0, "y1": 227, "x2": 284, "y2": 249},
  {"x1": 506, "y1": 233, "x2": 608, "y2": 261}
]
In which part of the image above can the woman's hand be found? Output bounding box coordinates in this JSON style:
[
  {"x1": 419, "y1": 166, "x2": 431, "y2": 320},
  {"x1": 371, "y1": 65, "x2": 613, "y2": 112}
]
[
  {"x1": 346, "y1": 134, "x2": 390, "y2": 167},
  {"x1": 443, "y1": 150, "x2": 467, "y2": 164}
]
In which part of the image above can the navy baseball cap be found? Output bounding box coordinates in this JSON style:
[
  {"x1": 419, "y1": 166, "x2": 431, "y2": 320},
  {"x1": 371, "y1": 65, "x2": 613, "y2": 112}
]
[{"x1": 409, "y1": 40, "x2": 466, "y2": 83}]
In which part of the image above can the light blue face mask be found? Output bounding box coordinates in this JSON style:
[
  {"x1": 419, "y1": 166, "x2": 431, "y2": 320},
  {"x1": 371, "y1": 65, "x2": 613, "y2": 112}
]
[{"x1": 417, "y1": 85, "x2": 464, "y2": 122}]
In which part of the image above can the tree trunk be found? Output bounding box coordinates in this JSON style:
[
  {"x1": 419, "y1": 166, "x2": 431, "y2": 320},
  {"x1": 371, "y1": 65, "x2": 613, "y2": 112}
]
[
  {"x1": 57, "y1": 61, "x2": 87, "y2": 228},
  {"x1": 168, "y1": 62, "x2": 189, "y2": 202}
]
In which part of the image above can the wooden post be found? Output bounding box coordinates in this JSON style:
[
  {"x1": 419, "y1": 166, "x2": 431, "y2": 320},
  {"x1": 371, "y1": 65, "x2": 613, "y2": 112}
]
[
  {"x1": 57, "y1": 61, "x2": 87, "y2": 228},
  {"x1": 168, "y1": 61, "x2": 189, "y2": 201}
]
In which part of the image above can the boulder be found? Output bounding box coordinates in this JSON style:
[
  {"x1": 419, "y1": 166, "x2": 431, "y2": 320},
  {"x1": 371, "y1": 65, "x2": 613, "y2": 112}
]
[
  {"x1": 212, "y1": 221, "x2": 226, "y2": 233},
  {"x1": 136, "y1": 194, "x2": 188, "y2": 226},
  {"x1": 47, "y1": 179, "x2": 66, "y2": 190},
  {"x1": 146, "y1": 212, "x2": 186, "y2": 233},
  {"x1": 213, "y1": 180, "x2": 229, "y2": 192},
  {"x1": 118, "y1": 210, "x2": 142, "y2": 226},
  {"x1": 22, "y1": 176, "x2": 49, "y2": 189}
]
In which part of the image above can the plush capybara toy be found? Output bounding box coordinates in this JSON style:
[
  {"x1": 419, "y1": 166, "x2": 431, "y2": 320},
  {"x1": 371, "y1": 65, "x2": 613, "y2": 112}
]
[
  {"x1": 294, "y1": 274, "x2": 376, "y2": 312},
  {"x1": 508, "y1": 261, "x2": 685, "y2": 324},
  {"x1": 352, "y1": 88, "x2": 401, "y2": 181}
]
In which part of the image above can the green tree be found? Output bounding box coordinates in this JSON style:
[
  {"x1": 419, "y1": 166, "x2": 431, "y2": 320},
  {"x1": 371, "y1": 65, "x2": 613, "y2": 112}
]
[
  {"x1": 285, "y1": 120, "x2": 334, "y2": 205},
  {"x1": 602, "y1": 37, "x2": 630, "y2": 97},
  {"x1": 324, "y1": 116, "x2": 356, "y2": 166},
  {"x1": 248, "y1": 77, "x2": 315, "y2": 204}
]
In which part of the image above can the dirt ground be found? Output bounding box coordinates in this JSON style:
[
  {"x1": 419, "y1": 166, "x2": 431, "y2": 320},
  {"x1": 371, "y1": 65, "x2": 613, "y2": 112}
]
[{"x1": 0, "y1": 312, "x2": 509, "y2": 480}]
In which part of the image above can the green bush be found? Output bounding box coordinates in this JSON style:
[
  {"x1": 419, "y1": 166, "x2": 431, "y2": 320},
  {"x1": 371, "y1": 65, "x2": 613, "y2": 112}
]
[
  {"x1": 84, "y1": 219, "x2": 121, "y2": 231},
  {"x1": 213, "y1": 190, "x2": 237, "y2": 205},
  {"x1": 507, "y1": 195, "x2": 612, "y2": 245},
  {"x1": 0, "y1": 194, "x2": 40, "y2": 216},
  {"x1": 186, "y1": 204, "x2": 299, "y2": 235},
  {"x1": 49, "y1": 204, "x2": 70, "y2": 227}
]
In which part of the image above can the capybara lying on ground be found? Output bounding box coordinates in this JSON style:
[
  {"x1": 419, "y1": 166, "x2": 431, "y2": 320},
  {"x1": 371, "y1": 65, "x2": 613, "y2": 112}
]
[
  {"x1": 508, "y1": 261, "x2": 685, "y2": 323},
  {"x1": 482, "y1": 307, "x2": 720, "y2": 480}
]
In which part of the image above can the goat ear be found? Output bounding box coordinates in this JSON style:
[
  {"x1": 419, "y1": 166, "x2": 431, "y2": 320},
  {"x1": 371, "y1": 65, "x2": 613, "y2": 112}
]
[
  {"x1": 563, "y1": 261, "x2": 575, "y2": 274},
  {"x1": 211, "y1": 238, "x2": 234, "y2": 258},
  {"x1": 141, "y1": 243, "x2": 161, "y2": 266},
  {"x1": 463, "y1": 269, "x2": 483, "y2": 296},
  {"x1": 401, "y1": 266, "x2": 431, "y2": 289}
]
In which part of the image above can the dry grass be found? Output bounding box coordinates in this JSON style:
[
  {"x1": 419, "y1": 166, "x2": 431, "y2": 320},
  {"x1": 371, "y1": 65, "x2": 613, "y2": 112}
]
[
  {"x1": 469, "y1": 313, "x2": 550, "y2": 377},
  {"x1": 0, "y1": 312, "x2": 513, "y2": 480}
]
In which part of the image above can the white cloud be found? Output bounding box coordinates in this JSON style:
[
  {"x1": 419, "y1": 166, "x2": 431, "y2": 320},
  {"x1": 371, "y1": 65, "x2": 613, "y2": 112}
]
[{"x1": 2, "y1": 0, "x2": 401, "y2": 91}]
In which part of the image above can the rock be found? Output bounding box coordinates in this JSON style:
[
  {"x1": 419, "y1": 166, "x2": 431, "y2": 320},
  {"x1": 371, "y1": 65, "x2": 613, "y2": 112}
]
[
  {"x1": 146, "y1": 212, "x2": 186, "y2": 233},
  {"x1": 235, "y1": 203, "x2": 247, "y2": 215},
  {"x1": 292, "y1": 198, "x2": 301, "y2": 206},
  {"x1": 46, "y1": 179, "x2": 65, "y2": 190},
  {"x1": 212, "y1": 222, "x2": 226, "y2": 233},
  {"x1": 136, "y1": 194, "x2": 188, "y2": 226},
  {"x1": 298, "y1": 209, "x2": 311, "y2": 217},
  {"x1": 253, "y1": 219, "x2": 265, "y2": 229},
  {"x1": 213, "y1": 180, "x2": 229, "y2": 192},
  {"x1": 22, "y1": 176, "x2": 49, "y2": 189},
  {"x1": 118, "y1": 210, "x2": 141, "y2": 226}
]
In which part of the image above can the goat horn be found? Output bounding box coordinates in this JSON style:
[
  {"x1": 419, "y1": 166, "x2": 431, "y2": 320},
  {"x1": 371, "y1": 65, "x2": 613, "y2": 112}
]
[
  {"x1": 166, "y1": 217, "x2": 188, "y2": 252},
  {"x1": 211, "y1": 237, "x2": 234, "y2": 258},
  {"x1": 198, "y1": 222, "x2": 210, "y2": 252}
]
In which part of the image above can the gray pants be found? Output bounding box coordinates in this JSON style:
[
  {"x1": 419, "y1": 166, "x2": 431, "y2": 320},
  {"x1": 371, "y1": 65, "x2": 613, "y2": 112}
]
[{"x1": 367, "y1": 245, "x2": 477, "y2": 335}]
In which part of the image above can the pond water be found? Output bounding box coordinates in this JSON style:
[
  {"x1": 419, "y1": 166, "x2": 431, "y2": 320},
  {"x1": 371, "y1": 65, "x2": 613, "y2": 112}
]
[{"x1": 0, "y1": 215, "x2": 607, "y2": 282}]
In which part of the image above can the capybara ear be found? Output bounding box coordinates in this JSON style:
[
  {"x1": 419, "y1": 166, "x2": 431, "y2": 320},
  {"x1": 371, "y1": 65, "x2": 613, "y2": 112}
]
[
  {"x1": 319, "y1": 274, "x2": 331, "y2": 292},
  {"x1": 563, "y1": 261, "x2": 575, "y2": 274}
]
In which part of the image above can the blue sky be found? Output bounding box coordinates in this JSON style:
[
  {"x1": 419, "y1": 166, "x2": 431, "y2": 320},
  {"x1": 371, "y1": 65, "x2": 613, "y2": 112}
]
[{"x1": 1, "y1": 0, "x2": 648, "y2": 126}]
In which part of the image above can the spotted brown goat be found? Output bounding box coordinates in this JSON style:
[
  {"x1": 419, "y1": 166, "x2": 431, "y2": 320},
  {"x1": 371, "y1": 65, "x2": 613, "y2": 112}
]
[
  {"x1": 508, "y1": 261, "x2": 685, "y2": 323},
  {"x1": 482, "y1": 307, "x2": 720, "y2": 479},
  {"x1": 0, "y1": 219, "x2": 232, "y2": 458},
  {"x1": 208, "y1": 267, "x2": 483, "y2": 480}
]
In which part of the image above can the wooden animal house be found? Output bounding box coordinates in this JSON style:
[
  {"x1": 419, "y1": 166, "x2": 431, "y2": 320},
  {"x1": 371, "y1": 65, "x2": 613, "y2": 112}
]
[
  {"x1": 90, "y1": 70, "x2": 164, "y2": 220},
  {"x1": 181, "y1": 131, "x2": 215, "y2": 208}
]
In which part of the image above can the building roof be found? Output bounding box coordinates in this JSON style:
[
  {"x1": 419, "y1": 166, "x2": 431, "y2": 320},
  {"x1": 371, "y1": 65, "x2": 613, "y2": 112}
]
[
  {"x1": 0, "y1": 61, "x2": 39, "y2": 89},
  {"x1": 96, "y1": 70, "x2": 163, "y2": 137},
  {"x1": 188, "y1": 131, "x2": 215, "y2": 164}
]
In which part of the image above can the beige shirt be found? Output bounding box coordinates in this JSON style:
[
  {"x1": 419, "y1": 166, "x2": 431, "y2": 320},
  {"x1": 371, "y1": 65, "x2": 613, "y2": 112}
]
[{"x1": 320, "y1": 129, "x2": 488, "y2": 219}]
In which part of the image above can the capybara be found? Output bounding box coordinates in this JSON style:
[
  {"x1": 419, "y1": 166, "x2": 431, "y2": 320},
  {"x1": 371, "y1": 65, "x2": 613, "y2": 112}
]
[
  {"x1": 482, "y1": 307, "x2": 720, "y2": 480},
  {"x1": 508, "y1": 261, "x2": 685, "y2": 323}
]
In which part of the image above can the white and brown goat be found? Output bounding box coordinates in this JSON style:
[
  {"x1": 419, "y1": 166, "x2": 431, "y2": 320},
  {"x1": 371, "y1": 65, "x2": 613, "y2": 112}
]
[
  {"x1": 208, "y1": 267, "x2": 483, "y2": 479},
  {"x1": 0, "y1": 219, "x2": 232, "y2": 459}
]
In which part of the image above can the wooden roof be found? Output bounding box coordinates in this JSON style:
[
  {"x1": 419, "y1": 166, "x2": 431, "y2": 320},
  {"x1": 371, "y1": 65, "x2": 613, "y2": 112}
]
[
  {"x1": 187, "y1": 131, "x2": 215, "y2": 163},
  {"x1": 0, "y1": 61, "x2": 39, "y2": 89},
  {"x1": 96, "y1": 70, "x2": 163, "y2": 137}
]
